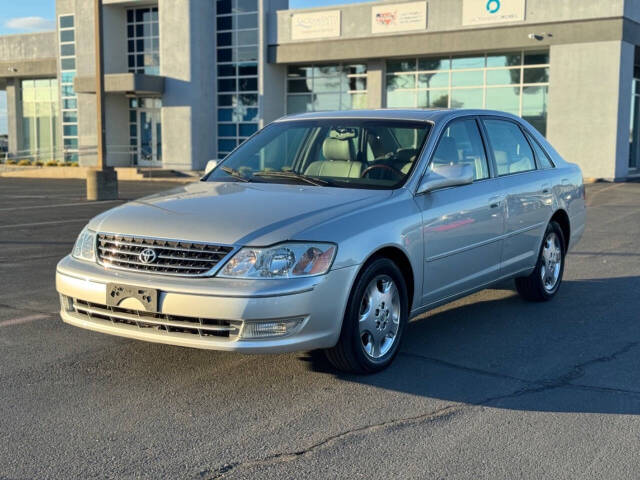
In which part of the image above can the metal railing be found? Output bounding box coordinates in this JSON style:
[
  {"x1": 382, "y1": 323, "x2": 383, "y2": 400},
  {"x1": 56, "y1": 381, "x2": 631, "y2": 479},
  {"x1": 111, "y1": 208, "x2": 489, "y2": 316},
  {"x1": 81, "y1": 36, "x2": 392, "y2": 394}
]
[{"x1": 0, "y1": 144, "x2": 150, "y2": 167}]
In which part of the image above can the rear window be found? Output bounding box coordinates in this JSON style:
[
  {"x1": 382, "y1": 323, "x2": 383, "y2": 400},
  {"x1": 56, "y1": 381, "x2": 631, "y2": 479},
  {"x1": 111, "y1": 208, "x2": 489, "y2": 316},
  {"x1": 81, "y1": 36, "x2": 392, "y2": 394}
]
[{"x1": 483, "y1": 119, "x2": 536, "y2": 176}]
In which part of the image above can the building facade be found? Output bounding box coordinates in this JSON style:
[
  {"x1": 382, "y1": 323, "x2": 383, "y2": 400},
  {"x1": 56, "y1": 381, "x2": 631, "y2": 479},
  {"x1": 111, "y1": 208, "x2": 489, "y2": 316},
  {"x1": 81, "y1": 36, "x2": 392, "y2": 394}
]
[{"x1": 0, "y1": 0, "x2": 639, "y2": 180}]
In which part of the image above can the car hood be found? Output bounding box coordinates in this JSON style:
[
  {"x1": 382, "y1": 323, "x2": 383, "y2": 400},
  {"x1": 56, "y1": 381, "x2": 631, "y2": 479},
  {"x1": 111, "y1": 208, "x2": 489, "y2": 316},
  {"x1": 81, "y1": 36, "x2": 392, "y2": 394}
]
[{"x1": 88, "y1": 181, "x2": 392, "y2": 246}]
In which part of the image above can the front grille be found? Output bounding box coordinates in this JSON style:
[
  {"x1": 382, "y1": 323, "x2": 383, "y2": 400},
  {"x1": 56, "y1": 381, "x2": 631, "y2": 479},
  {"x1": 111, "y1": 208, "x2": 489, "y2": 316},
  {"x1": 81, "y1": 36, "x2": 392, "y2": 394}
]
[
  {"x1": 97, "y1": 233, "x2": 234, "y2": 276},
  {"x1": 71, "y1": 298, "x2": 242, "y2": 339}
]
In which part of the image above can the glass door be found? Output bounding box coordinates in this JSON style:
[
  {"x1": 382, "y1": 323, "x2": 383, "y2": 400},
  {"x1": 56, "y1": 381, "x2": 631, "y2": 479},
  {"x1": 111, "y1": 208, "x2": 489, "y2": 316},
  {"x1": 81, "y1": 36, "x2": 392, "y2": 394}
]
[
  {"x1": 630, "y1": 79, "x2": 640, "y2": 170},
  {"x1": 136, "y1": 108, "x2": 162, "y2": 166}
]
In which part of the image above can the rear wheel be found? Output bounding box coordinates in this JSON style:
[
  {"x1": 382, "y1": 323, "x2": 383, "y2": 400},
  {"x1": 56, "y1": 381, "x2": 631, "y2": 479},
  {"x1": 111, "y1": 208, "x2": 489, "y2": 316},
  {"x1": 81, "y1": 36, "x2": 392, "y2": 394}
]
[
  {"x1": 325, "y1": 258, "x2": 408, "y2": 374},
  {"x1": 515, "y1": 221, "x2": 566, "y2": 301}
]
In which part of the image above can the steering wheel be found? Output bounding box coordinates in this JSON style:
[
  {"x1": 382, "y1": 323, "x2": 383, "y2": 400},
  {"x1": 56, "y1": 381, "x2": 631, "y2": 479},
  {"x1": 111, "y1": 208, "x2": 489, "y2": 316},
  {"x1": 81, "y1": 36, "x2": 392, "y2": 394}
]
[{"x1": 361, "y1": 163, "x2": 404, "y2": 179}]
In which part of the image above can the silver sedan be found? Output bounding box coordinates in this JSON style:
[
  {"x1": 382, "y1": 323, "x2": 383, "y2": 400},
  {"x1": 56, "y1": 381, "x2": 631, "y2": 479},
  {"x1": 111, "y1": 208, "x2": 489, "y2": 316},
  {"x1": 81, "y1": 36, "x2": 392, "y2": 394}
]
[{"x1": 56, "y1": 109, "x2": 586, "y2": 373}]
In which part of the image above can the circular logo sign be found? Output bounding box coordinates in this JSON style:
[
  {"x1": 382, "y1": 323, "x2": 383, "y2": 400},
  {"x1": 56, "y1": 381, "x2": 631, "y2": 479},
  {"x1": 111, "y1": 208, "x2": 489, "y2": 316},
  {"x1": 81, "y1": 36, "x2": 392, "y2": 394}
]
[
  {"x1": 486, "y1": 0, "x2": 501, "y2": 14},
  {"x1": 139, "y1": 248, "x2": 157, "y2": 264}
]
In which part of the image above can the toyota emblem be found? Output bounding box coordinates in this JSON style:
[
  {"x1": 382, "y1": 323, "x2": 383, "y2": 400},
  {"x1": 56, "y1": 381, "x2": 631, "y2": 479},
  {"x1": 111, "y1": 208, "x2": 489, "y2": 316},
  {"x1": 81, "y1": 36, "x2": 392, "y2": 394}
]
[{"x1": 139, "y1": 248, "x2": 157, "y2": 264}]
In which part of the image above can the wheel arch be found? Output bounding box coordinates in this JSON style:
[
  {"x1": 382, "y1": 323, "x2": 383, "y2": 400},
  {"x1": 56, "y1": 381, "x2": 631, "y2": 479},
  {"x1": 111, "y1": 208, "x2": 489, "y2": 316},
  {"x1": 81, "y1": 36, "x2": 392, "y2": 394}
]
[
  {"x1": 358, "y1": 245, "x2": 416, "y2": 312},
  {"x1": 550, "y1": 209, "x2": 571, "y2": 251}
]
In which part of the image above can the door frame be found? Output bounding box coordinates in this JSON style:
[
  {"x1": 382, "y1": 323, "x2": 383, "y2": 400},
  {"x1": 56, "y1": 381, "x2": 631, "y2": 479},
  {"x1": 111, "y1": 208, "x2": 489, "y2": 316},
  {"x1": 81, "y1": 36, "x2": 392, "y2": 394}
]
[{"x1": 134, "y1": 106, "x2": 162, "y2": 167}]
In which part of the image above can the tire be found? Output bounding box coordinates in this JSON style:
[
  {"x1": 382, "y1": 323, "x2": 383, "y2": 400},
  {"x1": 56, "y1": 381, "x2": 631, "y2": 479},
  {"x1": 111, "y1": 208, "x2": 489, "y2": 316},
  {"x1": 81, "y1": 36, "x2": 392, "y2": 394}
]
[
  {"x1": 324, "y1": 258, "x2": 409, "y2": 374},
  {"x1": 515, "y1": 221, "x2": 566, "y2": 302}
]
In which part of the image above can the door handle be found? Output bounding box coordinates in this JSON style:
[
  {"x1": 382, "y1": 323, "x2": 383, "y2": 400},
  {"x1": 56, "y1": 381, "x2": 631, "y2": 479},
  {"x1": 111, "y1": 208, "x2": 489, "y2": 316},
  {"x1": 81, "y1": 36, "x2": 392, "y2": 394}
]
[
  {"x1": 488, "y1": 195, "x2": 504, "y2": 208},
  {"x1": 541, "y1": 182, "x2": 551, "y2": 194}
]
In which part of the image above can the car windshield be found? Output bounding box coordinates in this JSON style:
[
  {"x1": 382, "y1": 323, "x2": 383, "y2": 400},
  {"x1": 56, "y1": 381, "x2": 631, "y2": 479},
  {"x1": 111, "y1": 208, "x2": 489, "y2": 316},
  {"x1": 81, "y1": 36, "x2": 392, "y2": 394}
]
[{"x1": 205, "y1": 119, "x2": 431, "y2": 189}]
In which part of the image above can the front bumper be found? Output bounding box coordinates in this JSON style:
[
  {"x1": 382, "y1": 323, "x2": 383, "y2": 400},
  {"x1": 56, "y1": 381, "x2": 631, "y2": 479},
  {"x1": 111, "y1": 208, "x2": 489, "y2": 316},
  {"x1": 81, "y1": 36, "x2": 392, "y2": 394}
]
[{"x1": 56, "y1": 255, "x2": 358, "y2": 353}]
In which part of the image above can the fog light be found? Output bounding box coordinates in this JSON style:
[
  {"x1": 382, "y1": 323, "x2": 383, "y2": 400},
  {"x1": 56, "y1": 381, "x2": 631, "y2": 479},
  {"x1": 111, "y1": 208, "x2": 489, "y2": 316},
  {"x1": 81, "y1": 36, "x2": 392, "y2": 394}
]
[
  {"x1": 240, "y1": 318, "x2": 304, "y2": 339},
  {"x1": 59, "y1": 294, "x2": 73, "y2": 312}
]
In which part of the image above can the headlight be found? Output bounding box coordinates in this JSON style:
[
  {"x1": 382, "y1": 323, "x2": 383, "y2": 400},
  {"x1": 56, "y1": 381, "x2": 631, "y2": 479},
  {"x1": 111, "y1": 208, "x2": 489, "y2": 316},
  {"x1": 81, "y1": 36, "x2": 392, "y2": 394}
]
[
  {"x1": 218, "y1": 242, "x2": 336, "y2": 279},
  {"x1": 72, "y1": 226, "x2": 97, "y2": 262}
]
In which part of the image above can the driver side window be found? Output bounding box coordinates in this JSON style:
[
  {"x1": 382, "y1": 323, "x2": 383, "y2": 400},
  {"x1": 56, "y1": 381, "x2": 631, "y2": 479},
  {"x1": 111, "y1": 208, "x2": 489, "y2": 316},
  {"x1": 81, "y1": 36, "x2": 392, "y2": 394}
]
[{"x1": 429, "y1": 119, "x2": 489, "y2": 181}]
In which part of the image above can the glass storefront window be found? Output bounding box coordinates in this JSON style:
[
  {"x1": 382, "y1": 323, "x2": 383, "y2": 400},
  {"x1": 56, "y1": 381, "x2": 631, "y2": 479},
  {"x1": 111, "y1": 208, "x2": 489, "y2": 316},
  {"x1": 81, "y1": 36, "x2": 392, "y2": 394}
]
[
  {"x1": 451, "y1": 56, "x2": 484, "y2": 69},
  {"x1": 387, "y1": 90, "x2": 416, "y2": 108},
  {"x1": 451, "y1": 88, "x2": 484, "y2": 109},
  {"x1": 127, "y1": 7, "x2": 160, "y2": 75},
  {"x1": 386, "y1": 49, "x2": 550, "y2": 135},
  {"x1": 487, "y1": 52, "x2": 522, "y2": 68},
  {"x1": 418, "y1": 71, "x2": 449, "y2": 89},
  {"x1": 451, "y1": 70, "x2": 484, "y2": 87},
  {"x1": 522, "y1": 86, "x2": 548, "y2": 136},
  {"x1": 486, "y1": 68, "x2": 521, "y2": 86},
  {"x1": 486, "y1": 87, "x2": 520, "y2": 114},
  {"x1": 418, "y1": 90, "x2": 450, "y2": 108},
  {"x1": 20, "y1": 79, "x2": 59, "y2": 161},
  {"x1": 285, "y1": 63, "x2": 368, "y2": 114},
  {"x1": 59, "y1": 14, "x2": 77, "y2": 162},
  {"x1": 216, "y1": 1, "x2": 260, "y2": 157}
]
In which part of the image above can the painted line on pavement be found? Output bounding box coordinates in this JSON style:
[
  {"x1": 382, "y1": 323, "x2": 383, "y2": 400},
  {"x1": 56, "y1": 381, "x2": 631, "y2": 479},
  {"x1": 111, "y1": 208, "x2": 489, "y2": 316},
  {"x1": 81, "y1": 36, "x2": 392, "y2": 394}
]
[
  {"x1": 0, "y1": 200, "x2": 121, "y2": 212},
  {"x1": 0, "y1": 314, "x2": 50, "y2": 329},
  {"x1": 0, "y1": 219, "x2": 87, "y2": 230}
]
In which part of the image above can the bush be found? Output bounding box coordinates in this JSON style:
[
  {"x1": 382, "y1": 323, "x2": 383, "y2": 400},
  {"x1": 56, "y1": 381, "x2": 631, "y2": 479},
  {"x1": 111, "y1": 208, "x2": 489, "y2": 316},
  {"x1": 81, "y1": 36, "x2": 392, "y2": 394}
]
[
  {"x1": 7, "y1": 159, "x2": 17, "y2": 165},
  {"x1": 45, "y1": 160, "x2": 58, "y2": 167},
  {"x1": 70, "y1": 162, "x2": 79, "y2": 167},
  {"x1": 35, "y1": 161, "x2": 44, "y2": 166},
  {"x1": 17, "y1": 159, "x2": 32, "y2": 166}
]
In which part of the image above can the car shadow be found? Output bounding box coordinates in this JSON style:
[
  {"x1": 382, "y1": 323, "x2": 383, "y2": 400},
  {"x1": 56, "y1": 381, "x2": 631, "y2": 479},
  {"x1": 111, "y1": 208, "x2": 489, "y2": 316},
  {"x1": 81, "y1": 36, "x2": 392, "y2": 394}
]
[{"x1": 300, "y1": 276, "x2": 640, "y2": 414}]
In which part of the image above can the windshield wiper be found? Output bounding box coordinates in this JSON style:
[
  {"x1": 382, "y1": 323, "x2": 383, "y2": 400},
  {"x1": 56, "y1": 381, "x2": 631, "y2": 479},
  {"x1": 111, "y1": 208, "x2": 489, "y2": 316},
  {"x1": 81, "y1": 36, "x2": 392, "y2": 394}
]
[
  {"x1": 253, "y1": 171, "x2": 331, "y2": 187},
  {"x1": 220, "y1": 166, "x2": 250, "y2": 182}
]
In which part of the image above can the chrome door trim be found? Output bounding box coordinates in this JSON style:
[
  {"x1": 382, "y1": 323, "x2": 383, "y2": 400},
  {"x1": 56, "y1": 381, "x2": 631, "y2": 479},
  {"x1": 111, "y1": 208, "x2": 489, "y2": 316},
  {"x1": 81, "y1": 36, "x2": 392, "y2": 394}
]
[{"x1": 425, "y1": 221, "x2": 545, "y2": 263}]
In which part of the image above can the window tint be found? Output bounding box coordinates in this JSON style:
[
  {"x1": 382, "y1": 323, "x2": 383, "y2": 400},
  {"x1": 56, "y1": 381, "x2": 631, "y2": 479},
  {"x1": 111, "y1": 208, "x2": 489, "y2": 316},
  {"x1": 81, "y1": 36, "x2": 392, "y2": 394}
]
[
  {"x1": 525, "y1": 132, "x2": 554, "y2": 169},
  {"x1": 429, "y1": 118, "x2": 489, "y2": 181},
  {"x1": 483, "y1": 119, "x2": 535, "y2": 175}
]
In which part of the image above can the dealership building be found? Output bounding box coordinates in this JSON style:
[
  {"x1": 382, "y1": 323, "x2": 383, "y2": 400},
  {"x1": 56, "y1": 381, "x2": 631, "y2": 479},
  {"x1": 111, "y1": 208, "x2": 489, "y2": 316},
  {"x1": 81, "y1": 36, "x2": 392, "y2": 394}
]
[{"x1": 0, "y1": 0, "x2": 639, "y2": 181}]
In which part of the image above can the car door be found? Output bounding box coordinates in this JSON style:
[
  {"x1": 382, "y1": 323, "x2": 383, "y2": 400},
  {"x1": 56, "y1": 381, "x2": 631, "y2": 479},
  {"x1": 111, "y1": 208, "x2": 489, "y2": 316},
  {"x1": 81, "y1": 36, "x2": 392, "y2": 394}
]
[
  {"x1": 480, "y1": 117, "x2": 552, "y2": 277},
  {"x1": 415, "y1": 117, "x2": 505, "y2": 306}
]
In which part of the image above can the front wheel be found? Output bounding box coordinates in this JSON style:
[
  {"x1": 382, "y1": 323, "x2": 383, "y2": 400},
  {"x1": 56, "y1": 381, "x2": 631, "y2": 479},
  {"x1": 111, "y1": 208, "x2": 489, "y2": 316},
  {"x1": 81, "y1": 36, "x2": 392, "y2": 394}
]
[
  {"x1": 324, "y1": 258, "x2": 408, "y2": 374},
  {"x1": 515, "y1": 221, "x2": 566, "y2": 301}
]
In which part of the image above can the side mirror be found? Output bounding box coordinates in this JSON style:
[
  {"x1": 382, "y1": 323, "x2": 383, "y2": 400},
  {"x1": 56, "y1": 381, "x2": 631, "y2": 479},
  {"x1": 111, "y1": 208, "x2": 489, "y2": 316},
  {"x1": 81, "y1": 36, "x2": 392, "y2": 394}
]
[
  {"x1": 204, "y1": 160, "x2": 218, "y2": 175},
  {"x1": 417, "y1": 164, "x2": 474, "y2": 194}
]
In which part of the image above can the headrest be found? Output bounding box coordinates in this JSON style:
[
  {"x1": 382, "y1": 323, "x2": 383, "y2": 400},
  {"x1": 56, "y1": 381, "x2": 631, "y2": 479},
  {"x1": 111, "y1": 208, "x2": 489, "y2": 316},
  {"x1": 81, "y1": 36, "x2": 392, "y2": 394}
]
[
  {"x1": 323, "y1": 137, "x2": 353, "y2": 162},
  {"x1": 434, "y1": 136, "x2": 458, "y2": 164},
  {"x1": 494, "y1": 150, "x2": 508, "y2": 164},
  {"x1": 395, "y1": 148, "x2": 417, "y2": 163}
]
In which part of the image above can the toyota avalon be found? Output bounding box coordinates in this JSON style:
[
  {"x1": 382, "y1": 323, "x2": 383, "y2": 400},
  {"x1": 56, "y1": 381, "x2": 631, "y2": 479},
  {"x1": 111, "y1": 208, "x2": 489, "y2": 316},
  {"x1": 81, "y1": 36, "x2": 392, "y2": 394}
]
[{"x1": 56, "y1": 109, "x2": 586, "y2": 373}]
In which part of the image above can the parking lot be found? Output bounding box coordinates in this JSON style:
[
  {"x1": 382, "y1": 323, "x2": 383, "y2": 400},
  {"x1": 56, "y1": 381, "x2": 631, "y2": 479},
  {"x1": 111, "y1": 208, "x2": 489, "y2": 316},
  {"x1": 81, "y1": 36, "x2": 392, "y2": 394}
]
[{"x1": 1, "y1": 177, "x2": 639, "y2": 479}]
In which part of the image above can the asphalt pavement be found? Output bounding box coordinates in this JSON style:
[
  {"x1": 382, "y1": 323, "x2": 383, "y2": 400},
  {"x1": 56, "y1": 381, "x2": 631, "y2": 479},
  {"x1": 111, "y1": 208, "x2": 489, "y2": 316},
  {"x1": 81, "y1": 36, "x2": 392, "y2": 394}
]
[{"x1": 0, "y1": 178, "x2": 639, "y2": 479}]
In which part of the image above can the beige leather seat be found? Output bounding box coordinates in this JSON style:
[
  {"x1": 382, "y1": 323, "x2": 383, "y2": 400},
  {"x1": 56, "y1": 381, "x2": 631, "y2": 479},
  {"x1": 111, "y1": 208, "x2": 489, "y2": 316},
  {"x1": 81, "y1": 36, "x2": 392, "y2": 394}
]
[
  {"x1": 304, "y1": 137, "x2": 363, "y2": 178},
  {"x1": 494, "y1": 150, "x2": 509, "y2": 176}
]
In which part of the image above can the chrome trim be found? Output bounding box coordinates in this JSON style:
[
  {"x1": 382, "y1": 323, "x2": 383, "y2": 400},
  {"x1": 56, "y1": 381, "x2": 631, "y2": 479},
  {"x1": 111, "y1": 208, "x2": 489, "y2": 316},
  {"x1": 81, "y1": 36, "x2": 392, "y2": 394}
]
[
  {"x1": 426, "y1": 222, "x2": 545, "y2": 262},
  {"x1": 71, "y1": 298, "x2": 242, "y2": 338},
  {"x1": 100, "y1": 255, "x2": 211, "y2": 270},
  {"x1": 96, "y1": 232, "x2": 237, "y2": 278}
]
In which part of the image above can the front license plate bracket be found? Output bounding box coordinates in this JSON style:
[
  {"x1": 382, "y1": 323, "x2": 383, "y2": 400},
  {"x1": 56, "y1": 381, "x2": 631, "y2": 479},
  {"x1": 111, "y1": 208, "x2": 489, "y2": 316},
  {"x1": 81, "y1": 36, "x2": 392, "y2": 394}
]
[{"x1": 106, "y1": 283, "x2": 158, "y2": 312}]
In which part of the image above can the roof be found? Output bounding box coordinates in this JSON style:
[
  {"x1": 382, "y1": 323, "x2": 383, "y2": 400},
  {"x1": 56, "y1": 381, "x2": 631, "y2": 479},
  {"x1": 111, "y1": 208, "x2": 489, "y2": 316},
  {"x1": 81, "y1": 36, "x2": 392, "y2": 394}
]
[{"x1": 276, "y1": 108, "x2": 521, "y2": 123}]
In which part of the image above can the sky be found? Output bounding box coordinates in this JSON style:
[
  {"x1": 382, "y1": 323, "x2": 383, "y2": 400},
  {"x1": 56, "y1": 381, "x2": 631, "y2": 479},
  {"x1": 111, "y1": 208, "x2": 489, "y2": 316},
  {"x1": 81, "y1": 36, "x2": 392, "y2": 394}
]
[{"x1": 0, "y1": 1, "x2": 56, "y2": 35}]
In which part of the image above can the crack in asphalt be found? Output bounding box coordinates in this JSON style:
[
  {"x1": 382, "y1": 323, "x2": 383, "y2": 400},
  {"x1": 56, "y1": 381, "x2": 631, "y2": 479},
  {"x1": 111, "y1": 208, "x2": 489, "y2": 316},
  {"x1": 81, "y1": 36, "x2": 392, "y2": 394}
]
[
  {"x1": 197, "y1": 405, "x2": 463, "y2": 479},
  {"x1": 474, "y1": 341, "x2": 640, "y2": 406},
  {"x1": 202, "y1": 341, "x2": 640, "y2": 478}
]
